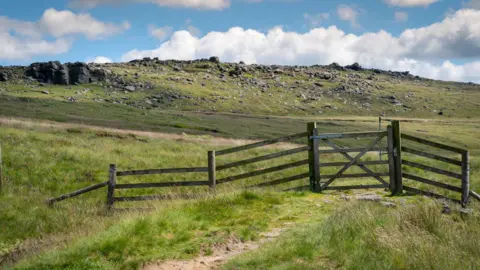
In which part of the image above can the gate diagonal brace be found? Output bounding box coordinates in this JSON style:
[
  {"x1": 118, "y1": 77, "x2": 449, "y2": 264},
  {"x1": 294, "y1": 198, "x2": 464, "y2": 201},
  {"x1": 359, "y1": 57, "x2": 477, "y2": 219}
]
[{"x1": 321, "y1": 135, "x2": 388, "y2": 190}]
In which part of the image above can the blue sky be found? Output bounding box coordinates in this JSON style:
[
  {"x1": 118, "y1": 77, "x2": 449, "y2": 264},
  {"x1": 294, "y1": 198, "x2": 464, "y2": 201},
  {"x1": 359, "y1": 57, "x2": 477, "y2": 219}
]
[{"x1": 1, "y1": 0, "x2": 480, "y2": 82}]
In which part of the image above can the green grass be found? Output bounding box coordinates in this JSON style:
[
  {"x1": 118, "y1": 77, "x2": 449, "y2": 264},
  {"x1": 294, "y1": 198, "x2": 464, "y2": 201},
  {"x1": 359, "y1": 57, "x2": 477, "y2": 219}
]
[
  {"x1": 225, "y1": 200, "x2": 480, "y2": 270},
  {"x1": 11, "y1": 191, "x2": 329, "y2": 270}
]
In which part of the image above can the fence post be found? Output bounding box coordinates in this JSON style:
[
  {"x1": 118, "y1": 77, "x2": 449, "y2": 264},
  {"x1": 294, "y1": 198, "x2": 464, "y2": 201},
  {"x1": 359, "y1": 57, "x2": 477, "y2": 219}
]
[
  {"x1": 379, "y1": 117, "x2": 382, "y2": 161},
  {"x1": 107, "y1": 164, "x2": 117, "y2": 210},
  {"x1": 392, "y1": 121, "x2": 403, "y2": 195},
  {"x1": 461, "y1": 151, "x2": 470, "y2": 207},
  {"x1": 208, "y1": 151, "x2": 216, "y2": 192},
  {"x1": 387, "y1": 125, "x2": 395, "y2": 193},
  {"x1": 307, "y1": 122, "x2": 321, "y2": 192}
]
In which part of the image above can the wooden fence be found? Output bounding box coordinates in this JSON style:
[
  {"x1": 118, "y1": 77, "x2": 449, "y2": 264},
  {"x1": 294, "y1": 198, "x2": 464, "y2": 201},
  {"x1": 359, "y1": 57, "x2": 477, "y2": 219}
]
[
  {"x1": 400, "y1": 133, "x2": 470, "y2": 205},
  {"x1": 47, "y1": 120, "x2": 478, "y2": 208}
]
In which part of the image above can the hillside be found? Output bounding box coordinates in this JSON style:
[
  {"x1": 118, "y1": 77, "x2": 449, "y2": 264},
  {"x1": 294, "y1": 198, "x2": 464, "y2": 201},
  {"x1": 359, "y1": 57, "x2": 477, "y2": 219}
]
[
  {"x1": 1, "y1": 58, "x2": 480, "y2": 269},
  {"x1": 1, "y1": 58, "x2": 479, "y2": 130}
]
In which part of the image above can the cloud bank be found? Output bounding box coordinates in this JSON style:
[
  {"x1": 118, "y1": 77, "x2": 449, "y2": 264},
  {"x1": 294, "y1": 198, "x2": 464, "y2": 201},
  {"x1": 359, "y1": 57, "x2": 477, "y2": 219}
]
[
  {"x1": 122, "y1": 9, "x2": 480, "y2": 82},
  {"x1": 0, "y1": 8, "x2": 129, "y2": 60}
]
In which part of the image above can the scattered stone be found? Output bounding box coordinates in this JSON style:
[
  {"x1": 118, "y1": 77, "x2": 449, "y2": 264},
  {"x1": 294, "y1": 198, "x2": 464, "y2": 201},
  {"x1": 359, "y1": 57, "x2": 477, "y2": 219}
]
[
  {"x1": 41, "y1": 90, "x2": 50, "y2": 94},
  {"x1": 125, "y1": 86, "x2": 136, "y2": 92},
  {"x1": 355, "y1": 194, "x2": 382, "y2": 202},
  {"x1": 442, "y1": 203, "x2": 451, "y2": 214},
  {"x1": 459, "y1": 208, "x2": 474, "y2": 215},
  {"x1": 381, "y1": 201, "x2": 397, "y2": 208}
]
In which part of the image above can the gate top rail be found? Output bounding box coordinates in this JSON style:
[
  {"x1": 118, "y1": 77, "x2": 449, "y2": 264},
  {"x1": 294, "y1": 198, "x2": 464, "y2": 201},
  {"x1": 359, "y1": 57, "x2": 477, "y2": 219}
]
[
  {"x1": 401, "y1": 133, "x2": 467, "y2": 154},
  {"x1": 310, "y1": 131, "x2": 387, "y2": 140},
  {"x1": 215, "y1": 132, "x2": 307, "y2": 156}
]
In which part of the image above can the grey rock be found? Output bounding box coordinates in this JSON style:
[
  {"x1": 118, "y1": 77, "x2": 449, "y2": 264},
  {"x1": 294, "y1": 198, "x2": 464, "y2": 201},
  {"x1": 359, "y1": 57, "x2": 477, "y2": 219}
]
[
  {"x1": 459, "y1": 208, "x2": 474, "y2": 215},
  {"x1": 0, "y1": 72, "x2": 8, "y2": 82},
  {"x1": 26, "y1": 61, "x2": 106, "y2": 85},
  {"x1": 41, "y1": 90, "x2": 50, "y2": 94},
  {"x1": 442, "y1": 203, "x2": 451, "y2": 214},
  {"x1": 355, "y1": 194, "x2": 382, "y2": 202},
  {"x1": 209, "y1": 56, "x2": 220, "y2": 63},
  {"x1": 125, "y1": 86, "x2": 135, "y2": 92},
  {"x1": 345, "y1": 62, "x2": 363, "y2": 71},
  {"x1": 381, "y1": 201, "x2": 397, "y2": 208}
]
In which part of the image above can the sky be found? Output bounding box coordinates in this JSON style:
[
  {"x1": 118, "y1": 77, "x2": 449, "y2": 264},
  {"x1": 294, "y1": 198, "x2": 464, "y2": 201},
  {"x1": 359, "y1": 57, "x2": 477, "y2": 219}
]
[{"x1": 1, "y1": 0, "x2": 480, "y2": 82}]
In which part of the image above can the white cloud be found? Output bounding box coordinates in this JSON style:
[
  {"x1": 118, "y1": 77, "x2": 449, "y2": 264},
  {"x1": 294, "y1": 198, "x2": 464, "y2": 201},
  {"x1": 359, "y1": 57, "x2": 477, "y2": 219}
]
[
  {"x1": 383, "y1": 0, "x2": 439, "y2": 7},
  {"x1": 337, "y1": 5, "x2": 360, "y2": 27},
  {"x1": 149, "y1": 25, "x2": 173, "y2": 41},
  {"x1": 0, "y1": 9, "x2": 128, "y2": 60},
  {"x1": 121, "y1": 9, "x2": 480, "y2": 83},
  {"x1": 395, "y1": 11, "x2": 409, "y2": 22},
  {"x1": 87, "y1": 56, "x2": 113, "y2": 63},
  {"x1": 304, "y1": 12, "x2": 330, "y2": 28},
  {"x1": 69, "y1": 0, "x2": 230, "y2": 10},
  {"x1": 39, "y1": 8, "x2": 130, "y2": 40},
  {"x1": 0, "y1": 32, "x2": 72, "y2": 60},
  {"x1": 465, "y1": 0, "x2": 480, "y2": 9}
]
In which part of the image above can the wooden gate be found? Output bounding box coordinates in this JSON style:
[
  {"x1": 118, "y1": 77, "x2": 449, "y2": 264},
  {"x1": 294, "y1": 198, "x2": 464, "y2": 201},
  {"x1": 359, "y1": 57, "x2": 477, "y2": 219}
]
[{"x1": 308, "y1": 122, "x2": 396, "y2": 192}]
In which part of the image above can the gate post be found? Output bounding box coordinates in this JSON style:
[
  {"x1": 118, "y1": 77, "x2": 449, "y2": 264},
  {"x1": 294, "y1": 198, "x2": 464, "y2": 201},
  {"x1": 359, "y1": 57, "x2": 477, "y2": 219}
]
[
  {"x1": 461, "y1": 151, "x2": 470, "y2": 206},
  {"x1": 208, "y1": 151, "x2": 216, "y2": 193},
  {"x1": 387, "y1": 125, "x2": 395, "y2": 193},
  {"x1": 391, "y1": 121, "x2": 403, "y2": 195},
  {"x1": 107, "y1": 164, "x2": 117, "y2": 210},
  {"x1": 307, "y1": 122, "x2": 321, "y2": 192}
]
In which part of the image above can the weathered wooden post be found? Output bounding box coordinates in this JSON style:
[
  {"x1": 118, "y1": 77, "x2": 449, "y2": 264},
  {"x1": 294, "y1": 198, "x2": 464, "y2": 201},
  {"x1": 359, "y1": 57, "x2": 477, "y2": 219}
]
[
  {"x1": 387, "y1": 125, "x2": 396, "y2": 193},
  {"x1": 107, "y1": 164, "x2": 117, "y2": 210},
  {"x1": 391, "y1": 121, "x2": 403, "y2": 195},
  {"x1": 379, "y1": 117, "x2": 382, "y2": 161},
  {"x1": 208, "y1": 151, "x2": 216, "y2": 192},
  {"x1": 461, "y1": 151, "x2": 470, "y2": 207},
  {"x1": 307, "y1": 122, "x2": 320, "y2": 192}
]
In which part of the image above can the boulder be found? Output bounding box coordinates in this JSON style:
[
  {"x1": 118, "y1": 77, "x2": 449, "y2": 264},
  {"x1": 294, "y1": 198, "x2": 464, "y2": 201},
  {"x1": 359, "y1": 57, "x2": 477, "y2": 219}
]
[
  {"x1": 328, "y1": 62, "x2": 345, "y2": 71},
  {"x1": 209, "y1": 56, "x2": 220, "y2": 63},
  {"x1": 25, "y1": 61, "x2": 107, "y2": 85},
  {"x1": 0, "y1": 72, "x2": 7, "y2": 82},
  {"x1": 345, "y1": 62, "x2": 363, "y2": 71},
  {"x1": 68, "y1": 62, "x2": 92, "y2": 84}
]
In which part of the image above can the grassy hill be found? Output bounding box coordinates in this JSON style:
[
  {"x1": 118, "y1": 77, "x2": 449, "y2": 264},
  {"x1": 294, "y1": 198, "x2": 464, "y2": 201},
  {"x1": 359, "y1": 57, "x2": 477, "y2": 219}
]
[
  {"x1": 1, "y1": 59, "x2": 479, "y2": 138},
  {"x1": 0, "y1": 59, "x2": 479, "y2": 269}
]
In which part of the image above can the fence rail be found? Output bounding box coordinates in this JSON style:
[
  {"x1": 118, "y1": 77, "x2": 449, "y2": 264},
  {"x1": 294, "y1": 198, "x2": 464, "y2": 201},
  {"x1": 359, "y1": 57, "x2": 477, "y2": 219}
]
[
  {"x1": 47, "y1": 181, "x2": 108, "y2": 206},
  {"x1": 215, "y1": 132, "x2": 306, "y2": 156},
  {"x1": 117, "y1": 167, "x2": 208, "y2": 176},
  {"x1": 217, "y1": 159, "x2": 309, "y2": 184},
  {"x1": 217, "y1": 146, "x2": 309, "y2": 171},
  {"x1": 401, "y1": 133, "x2": 466, "y2": 154}
]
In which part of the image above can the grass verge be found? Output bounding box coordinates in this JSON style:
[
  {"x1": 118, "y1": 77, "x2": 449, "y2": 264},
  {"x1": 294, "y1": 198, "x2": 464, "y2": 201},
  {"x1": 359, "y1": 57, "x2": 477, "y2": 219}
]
[{"x1": 225, "y1": 199, "x2": 480, "y2": 270}]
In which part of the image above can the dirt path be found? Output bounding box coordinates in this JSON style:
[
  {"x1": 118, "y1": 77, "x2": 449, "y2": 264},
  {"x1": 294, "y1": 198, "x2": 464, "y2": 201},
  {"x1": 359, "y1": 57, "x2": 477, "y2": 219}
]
[{"x1": 143, "y1": 228, "x2": 287, "y2": 270}]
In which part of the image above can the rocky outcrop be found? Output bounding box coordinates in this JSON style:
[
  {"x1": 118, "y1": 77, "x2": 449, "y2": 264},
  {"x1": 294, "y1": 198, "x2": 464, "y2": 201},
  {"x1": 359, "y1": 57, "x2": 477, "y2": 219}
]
[
  {"x1": 25, "y1": 61, "x2": 108, "y2": 85},
  {"x1": 0, "y1": 71, "x2": 8, "y2": 82},
  {"x1": 345, "y1": 62, "x2": 363, "y2": 71}
]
